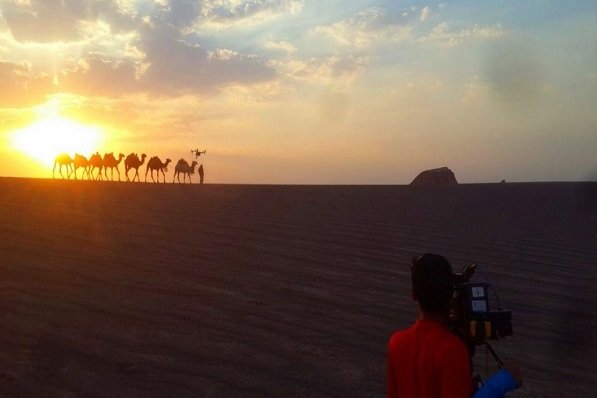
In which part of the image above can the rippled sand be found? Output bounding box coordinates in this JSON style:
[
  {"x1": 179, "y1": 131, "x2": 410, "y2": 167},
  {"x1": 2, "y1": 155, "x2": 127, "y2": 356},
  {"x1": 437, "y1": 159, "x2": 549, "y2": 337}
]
[{"x1": 0, "y1": 178, "x2": 595, "y2": 397}]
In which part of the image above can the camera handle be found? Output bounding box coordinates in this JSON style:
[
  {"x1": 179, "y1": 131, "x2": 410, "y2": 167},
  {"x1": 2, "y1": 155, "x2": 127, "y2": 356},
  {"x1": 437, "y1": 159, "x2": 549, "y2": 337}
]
[
  {"x1": 475, "y1": 343, "x2": 506, "y2": 393},
  {"x1": 485, "y1": 341, "x2": 503, "y2": 367}
]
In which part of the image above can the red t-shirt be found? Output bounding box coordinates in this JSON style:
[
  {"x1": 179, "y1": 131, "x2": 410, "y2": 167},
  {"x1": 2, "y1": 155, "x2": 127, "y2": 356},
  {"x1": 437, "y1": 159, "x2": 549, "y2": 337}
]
[{"x1": 387, "y1": 319, "x2": 473, "y2": 398}]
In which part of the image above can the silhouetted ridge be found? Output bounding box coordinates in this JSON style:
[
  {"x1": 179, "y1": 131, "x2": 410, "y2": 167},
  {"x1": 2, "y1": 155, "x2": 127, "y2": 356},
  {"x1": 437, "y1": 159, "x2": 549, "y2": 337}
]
[{"x1": 410, "y1": 167, "x2": 458, "y2": 186}]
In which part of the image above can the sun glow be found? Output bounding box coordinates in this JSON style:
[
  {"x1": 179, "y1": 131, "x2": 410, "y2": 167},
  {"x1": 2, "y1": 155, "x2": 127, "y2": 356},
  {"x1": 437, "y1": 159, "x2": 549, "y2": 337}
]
[{"x1": 11, "y1": 115, "x2": 103, "y2": 168}]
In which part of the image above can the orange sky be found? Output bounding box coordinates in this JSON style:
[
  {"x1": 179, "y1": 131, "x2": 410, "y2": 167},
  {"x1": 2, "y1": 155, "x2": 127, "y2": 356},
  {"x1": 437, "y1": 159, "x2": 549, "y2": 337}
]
[{"x1": 0, "y1": 1, "x2": 596, "y2": 183}]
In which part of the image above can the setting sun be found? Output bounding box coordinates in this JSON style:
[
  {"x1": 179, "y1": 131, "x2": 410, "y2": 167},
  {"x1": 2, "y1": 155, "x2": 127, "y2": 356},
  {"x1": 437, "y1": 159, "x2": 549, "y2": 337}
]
[{"x1": 11, "y1": 116, "x2": 103, "y2": 168}]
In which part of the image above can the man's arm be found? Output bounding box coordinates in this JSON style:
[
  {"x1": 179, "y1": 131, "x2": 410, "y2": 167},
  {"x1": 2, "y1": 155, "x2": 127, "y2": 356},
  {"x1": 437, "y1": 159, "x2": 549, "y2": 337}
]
[{"x1": 472, "y1": 368, "x2": 519, "y2": 398}]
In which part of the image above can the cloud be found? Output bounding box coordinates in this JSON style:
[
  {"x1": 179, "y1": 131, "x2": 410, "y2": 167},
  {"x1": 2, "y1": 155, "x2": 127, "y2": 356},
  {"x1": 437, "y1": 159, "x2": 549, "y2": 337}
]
[
  {"x1": 276, "y1": 55, "x2": 368, "y2": 86},
  {"x1": 420, "y1": 6, "x2": 431, "y2": 22},
  {"x1": 1, "y1": 0, "x2": 136, "y2": 43},
  {"x1": 197, "y1": 0, "x2": 303, "y2": 27},
  {"x1": 137, "y1": 21, "x2": 275, "y2": 95},
  {"x1": 59, "y1": 56, "x2": 142, "y2": 97},
  {"x1": 2, "y1": 0, "x2": 92, "y2": 42},
  {"x1": 264, "y1": 40, "x2": 297, "y2": 55},
  {"x1": 0, "y1": 1, "x2": 277, "y2": 101},
  {"x1": 312, "y1": 7, "x2": 412, "y2": 49},
  {"x1": 0, "y1": 61, "x2": 54, "y2": 106},
  {"x1": 419, "y1": 21, "x2": 504, "y2": 46}
]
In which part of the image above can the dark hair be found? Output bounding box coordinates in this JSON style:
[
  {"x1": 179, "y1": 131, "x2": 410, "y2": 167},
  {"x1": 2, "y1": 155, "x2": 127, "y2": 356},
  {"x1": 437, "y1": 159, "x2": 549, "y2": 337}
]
[{"x1": 411, "y1": 253, "x2": 454, "y2": 312}]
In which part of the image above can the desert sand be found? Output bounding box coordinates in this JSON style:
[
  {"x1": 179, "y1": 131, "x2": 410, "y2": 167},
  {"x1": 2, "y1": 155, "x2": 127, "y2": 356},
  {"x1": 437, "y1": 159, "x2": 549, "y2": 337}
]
[{"x1": 0, "y1": 178, "x2": 595, "y2": 397}]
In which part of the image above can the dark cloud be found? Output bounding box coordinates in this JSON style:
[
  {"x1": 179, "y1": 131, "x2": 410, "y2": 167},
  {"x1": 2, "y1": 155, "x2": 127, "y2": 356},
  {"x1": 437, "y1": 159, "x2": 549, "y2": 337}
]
[
  {"x1": 165, "y1": 0, "x2": 202, "y2": 28},
  {"x1": 59, "y1": 56, "x2": 141, "y2": 97},
  {"x1": 136, "y1": 20, "x2": 275, "y2": 95},
  {"x1": 483, "y1": 39, "x2": 543, "y2": 105},
  {"x1": 2, "y1": 0, "x2": 101, "y2": 42}
]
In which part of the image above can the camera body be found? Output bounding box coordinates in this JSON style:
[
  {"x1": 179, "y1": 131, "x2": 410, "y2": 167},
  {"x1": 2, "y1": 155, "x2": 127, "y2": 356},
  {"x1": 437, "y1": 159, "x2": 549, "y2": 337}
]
[{"x1": 449, "y1": 264, "x2": 512, "y2": 346}]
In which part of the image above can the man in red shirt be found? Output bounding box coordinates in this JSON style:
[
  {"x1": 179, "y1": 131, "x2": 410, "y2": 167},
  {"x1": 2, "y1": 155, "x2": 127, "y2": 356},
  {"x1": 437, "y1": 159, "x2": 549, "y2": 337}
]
[{"x1": 387, "y1": 254, "x2": 521, "y2": 398}]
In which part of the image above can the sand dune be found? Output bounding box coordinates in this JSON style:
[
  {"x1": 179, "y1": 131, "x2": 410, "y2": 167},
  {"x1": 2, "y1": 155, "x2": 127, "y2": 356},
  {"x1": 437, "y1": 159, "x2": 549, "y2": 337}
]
[{"x1": 0, "y1": 178, "x2": 595, "y2": 397}]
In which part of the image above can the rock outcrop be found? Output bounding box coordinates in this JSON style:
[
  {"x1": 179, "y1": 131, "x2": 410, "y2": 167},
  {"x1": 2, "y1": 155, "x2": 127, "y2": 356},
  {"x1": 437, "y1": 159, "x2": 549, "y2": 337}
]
[{"x1": 410, "y1": 167, "x2": 458, "y2": 186}]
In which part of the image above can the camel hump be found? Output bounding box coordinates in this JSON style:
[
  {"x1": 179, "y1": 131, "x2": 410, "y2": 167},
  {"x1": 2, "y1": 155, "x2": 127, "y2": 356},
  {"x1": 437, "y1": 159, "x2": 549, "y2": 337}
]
[{"x1": 176, "y1": 158, "x2": 189, "y2": 167}]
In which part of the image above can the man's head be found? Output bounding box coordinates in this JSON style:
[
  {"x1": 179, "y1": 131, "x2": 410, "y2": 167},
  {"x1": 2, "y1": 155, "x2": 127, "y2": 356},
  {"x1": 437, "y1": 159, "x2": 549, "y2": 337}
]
[{"x1": 411, "y1": 253, "x2": 454, "y2": 313}]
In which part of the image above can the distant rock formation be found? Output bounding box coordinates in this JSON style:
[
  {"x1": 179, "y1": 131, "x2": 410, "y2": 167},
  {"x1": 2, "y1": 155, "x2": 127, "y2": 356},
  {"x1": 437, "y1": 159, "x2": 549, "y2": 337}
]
[{"x1": 410, "y1": 167, "x2": 458, "y2": 186}]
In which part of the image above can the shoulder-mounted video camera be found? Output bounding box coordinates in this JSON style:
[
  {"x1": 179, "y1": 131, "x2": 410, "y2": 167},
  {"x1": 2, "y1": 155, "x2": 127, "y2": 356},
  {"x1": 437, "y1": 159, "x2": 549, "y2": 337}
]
[{"x1": 449, "y1": 264, "x2": 512, "y2": 348}]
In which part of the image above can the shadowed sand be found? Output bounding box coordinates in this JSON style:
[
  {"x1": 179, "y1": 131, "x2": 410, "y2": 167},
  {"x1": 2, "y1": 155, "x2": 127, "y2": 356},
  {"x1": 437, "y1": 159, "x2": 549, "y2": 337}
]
[{"x1": 0, "y1": 178, "x2": 595, "y2": 397}]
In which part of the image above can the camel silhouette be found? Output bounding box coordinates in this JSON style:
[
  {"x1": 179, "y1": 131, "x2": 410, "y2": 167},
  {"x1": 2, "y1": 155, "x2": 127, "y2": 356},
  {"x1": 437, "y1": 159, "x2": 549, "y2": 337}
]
[
  {"x1": 173, "y1": 159, "x2": 198, "y2": 184},
  {"x1": 73, "y1": 153, "x2": 90, "y2": 180},
  {"x1": 103, "y1": 153, "x2": 125, "y2": 181},
  {"x1": 125, "y1": 153, "x2": 147, "y2": 182},
  {"x1": 89, "y1": 152, "x2": 103, "y2": 180},
  {"x1": 53, "y1": 153, "x2": 73, "y2": 179},
  {"x1": 145, "y1": 156, "x2": 171, "y2": 183}
]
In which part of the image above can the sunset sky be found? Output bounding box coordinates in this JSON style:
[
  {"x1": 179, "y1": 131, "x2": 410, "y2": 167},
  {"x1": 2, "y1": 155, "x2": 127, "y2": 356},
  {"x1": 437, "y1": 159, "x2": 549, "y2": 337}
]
[{"x1": 0, "y1": 1, "x2": 595, "y2": 184}]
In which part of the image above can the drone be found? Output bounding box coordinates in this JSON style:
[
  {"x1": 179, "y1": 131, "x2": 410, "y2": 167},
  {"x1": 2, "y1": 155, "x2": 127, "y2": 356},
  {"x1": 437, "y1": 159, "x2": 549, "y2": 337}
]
[{"x1": 191, "y1": 148, "x2": 207, "y2": 158}]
